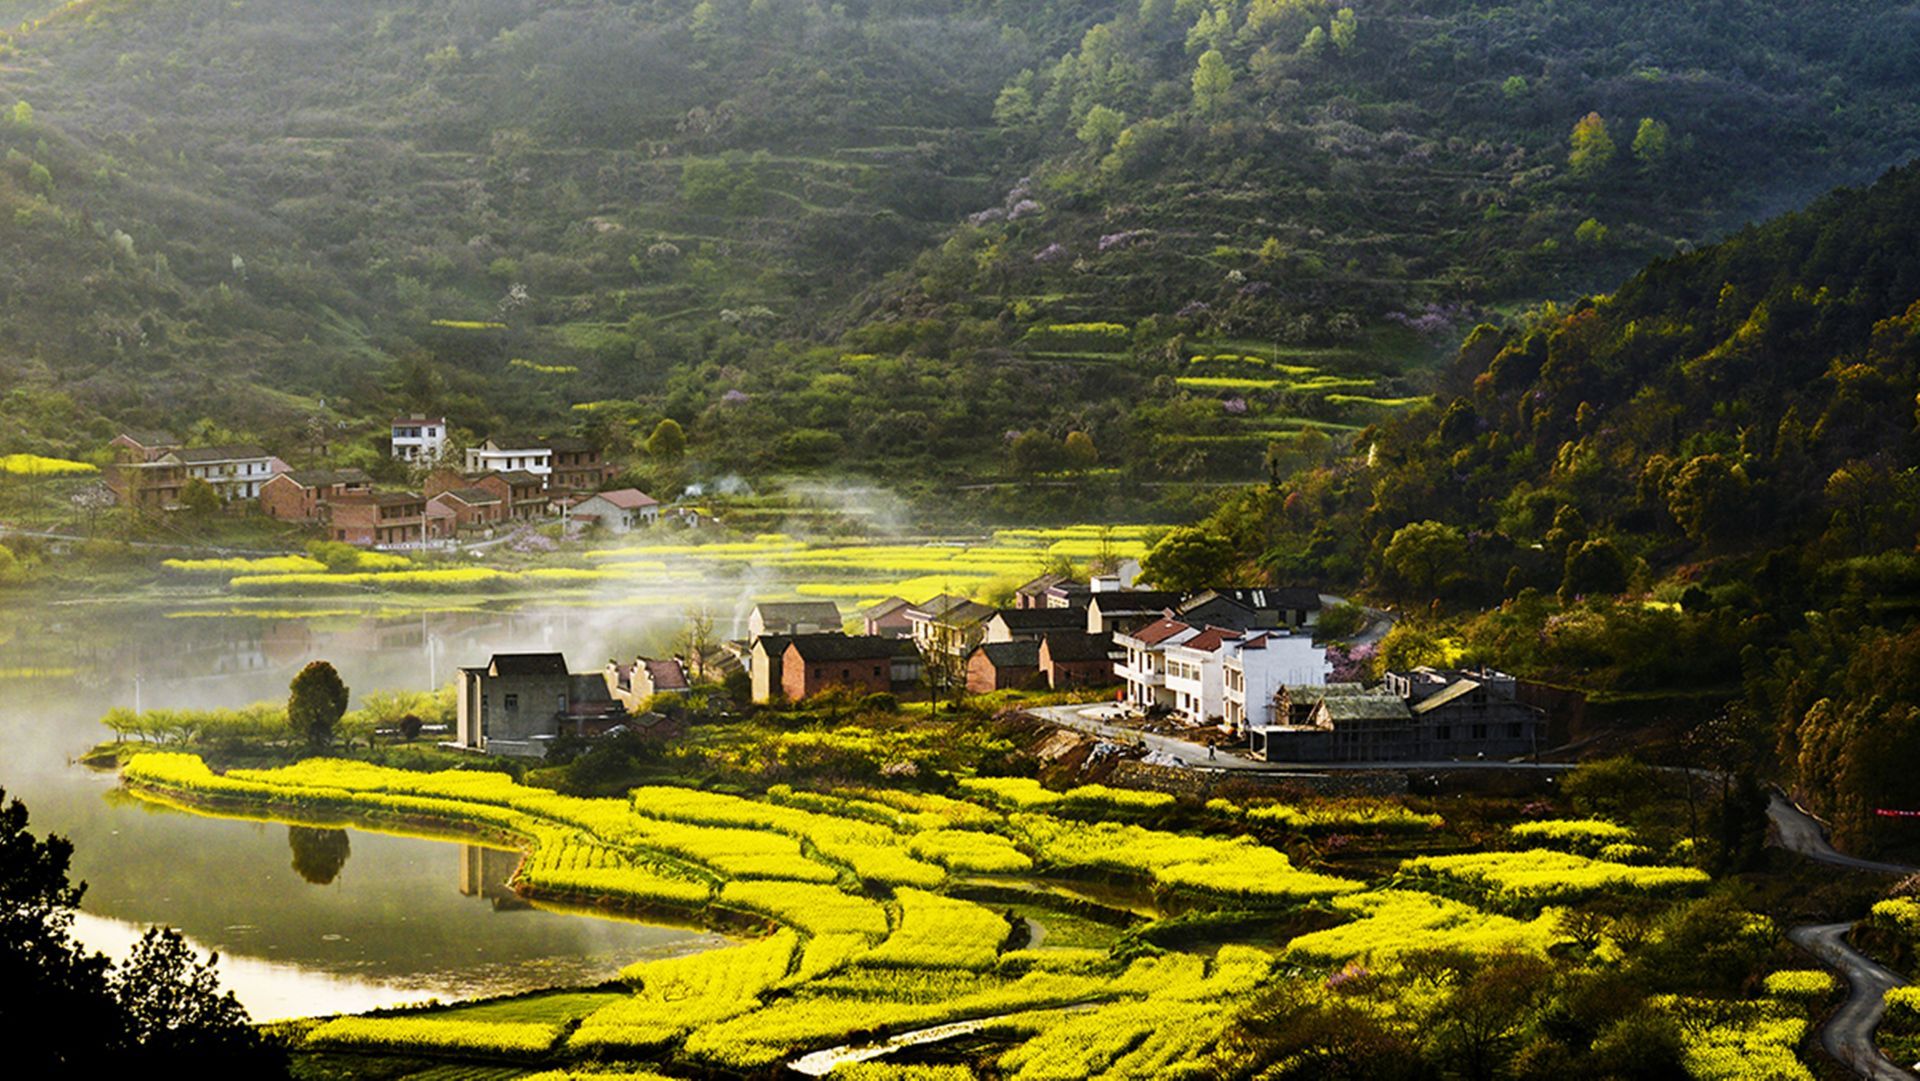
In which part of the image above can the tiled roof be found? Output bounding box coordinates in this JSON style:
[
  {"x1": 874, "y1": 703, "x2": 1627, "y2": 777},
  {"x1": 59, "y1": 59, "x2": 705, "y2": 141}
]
[
  {"x1": 642, "y1": 657, "x2": 690, "y2": 691},
  {"x1": 1039, "y1": 632, "x2": 1113, "y2": 663},
  {"x1": 174, "y1": 444, "x2": 271, "y2": 463},
  {"x1": 976, "y1": 640, "x2": 1041, "y2": 668},
  {"x1": 588, "y1": 488, "x2": 658, "y2": 509},
  {"x1": 1129, "y1": 617, "x2": 1194, "y2": 646},
  {"x1": 486, "y1": 653, "x2": 569, "y2": 677},
  {"x1": 755, "y1": 601, "x2": 843, "y2": 625},
  {"x1": 787, "y1": 634, "x2": 897, "y2": 661},
  {"x1": 991, "y1": 608, "x2": 1087, "y2": 632}
]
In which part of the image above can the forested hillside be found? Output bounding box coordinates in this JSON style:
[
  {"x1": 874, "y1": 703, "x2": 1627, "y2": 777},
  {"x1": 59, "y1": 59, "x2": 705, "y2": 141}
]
[
  {"x1": 1, "y1": 0, "x2": 1918, "y2": 494},
  {"x1": 1183, "y1": 159, "x2": 1920, "y2": 849}
]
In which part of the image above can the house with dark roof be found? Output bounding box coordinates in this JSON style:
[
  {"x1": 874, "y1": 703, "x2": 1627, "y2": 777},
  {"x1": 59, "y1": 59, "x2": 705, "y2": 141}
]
[
  {"x1": 259, "y1": 468, "x2": 373, "y2": 522},
  {"x1": 965, "y1": 640, "x2": 1042, "y2": 694},
  {"x1": 546, "y1": 435, "x2": 618, "y2": 494},
  {"x1": 1038, "y1": 632, "x2": 1118, "y2": 689},
  {"x1": 605, "y1": 655, "x2": 691, "y2": 709},
  {"x1": 1014, "y1": 573, "x2": 1072, "y2": 610},
  {"x1": 782, "y1": 635, "x2": 896, "y2": 701},
  {"x1": 429, "y1": 486, "x2": 507, "y2": 531},
  {"x1": 1085, "y1": 590, "x2": 1182, "y2": 635},
  {"x1": 905, "y1": 594, "x2": 996, "y2": 658},
  {"x1": 455, "y1": 652, "x2": 626, "y2": 755},
  {"x1": 1181, "y1": 587, "x2": 1325, "y2": 630},
  {"x1": 327, "y1": 490, "x2": 434, "y2": 548},
  {"x1": 749, "y1": 601, "x2": 844, "y2": 638},
  {"x1": 748, "y1": 634, "x2": 798, "y2": 703},
  {"x1": 982, "y1": 607, "x2": 1088, "y2": 644},
  {"x1": 860, "y1": 597, "x2": 916, "y2": 638},
  {"x1": 109, "y1": 429, "x2": 181, "y2": 462}
]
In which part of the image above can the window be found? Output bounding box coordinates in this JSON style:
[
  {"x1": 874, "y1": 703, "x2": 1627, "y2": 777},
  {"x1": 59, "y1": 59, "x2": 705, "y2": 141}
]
[
  {"x1": 557, "y1": 694, "x2": 568, "y2": 712},
  {"x1": 1472, "y1": 723, "x2": 1487, "y2": 739},
  {"x1": 1436, "y1": 725, "x2": 1450, "y2": 741},
  {"x1": 1508, "y1": 722, "x2": 1523, "y2": 738},
  {"x1": 503, "y1": 693, "x2": 519, "y2": 714}
]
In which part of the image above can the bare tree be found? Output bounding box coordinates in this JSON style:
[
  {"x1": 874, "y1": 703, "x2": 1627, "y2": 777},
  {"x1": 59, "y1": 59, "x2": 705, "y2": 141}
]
[{"x1": 679, "y1": 603, "x2": 717, "y2": 682}]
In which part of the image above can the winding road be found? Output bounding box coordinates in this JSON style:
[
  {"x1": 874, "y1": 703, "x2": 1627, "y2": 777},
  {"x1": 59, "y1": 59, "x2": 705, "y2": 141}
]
[{"x1": 1769, "y1": 794, "x2": 1918, "y2": 1079}]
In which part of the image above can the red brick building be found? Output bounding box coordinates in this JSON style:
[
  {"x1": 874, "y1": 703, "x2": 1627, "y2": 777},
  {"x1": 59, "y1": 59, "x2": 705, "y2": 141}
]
[
  {"x1": 327, "y1": 491, "x2": 430, "y2": 547},
  {"x1": 259, "y1": 468, "x2": 373, "y2": 522},
  {"x1": 1039, "y1": 632, "x2": 1117, "y2": 689},
  {"x1": 429, "y1": 487, "x2": 507, "y2": 530},
  {"x1": 546, "y1": 435, "x2": 617, "y2": 494},
  {"x1": 966, "y1": 641, "x2": 1041, "y2": 694},
  {"x1": 782, "y1": 635, "x2": 896, "y2": 702},
  {"x1": 107, "y1": 460, "x2": 185, "y2": 510}
]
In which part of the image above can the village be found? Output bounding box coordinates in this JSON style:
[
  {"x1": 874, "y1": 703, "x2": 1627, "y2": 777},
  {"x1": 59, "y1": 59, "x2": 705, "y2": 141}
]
[
  {"x1": 100, "y1": 416, "x2": 682, "y2": 546},
  {"x1": 449, "y1": 575, "x2": 1548, "y2": 768}
]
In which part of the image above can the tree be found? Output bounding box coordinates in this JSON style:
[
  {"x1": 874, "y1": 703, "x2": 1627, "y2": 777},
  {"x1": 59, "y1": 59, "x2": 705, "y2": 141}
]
[
  {"x1": 111, "y1": 926, "x2": 277, "y2": 1068},
  {"x1": 644, "y1": 417, "x2": 686, "y2": 461},
  {"x1": 678, "y1": 603, "x2": 718, "y2": 681},
  {"x1": 1560, "y1": 538, "x2": 1630, "y2": 602},
  {"x1": 1191, "y1": 50, "x2": 1233, "y2": 115},
  {"x1": 1076, "y1": 104, "x2": 1124, "y2": 148},
  {"x1": 1329, "y1": 7, "x2": 1358, "y2": 53},
  {"x1": 1, "y1": 786, "x2": 121, "y2": 1074},
  {"x1": 179, "y1": 477, "x2": 220, "y2": 516},
  {"x1": 1139, "y1": 527, "x2": 1237, "y2": 592},
  {"x1": 1632, "y1": 117, "x2": 1670, "y2": 164},
  {"x1": 1663, "y1": 454, "x2": 1748, "y2": 547},
  {"x1": 1381, "y1": 520, "x2": 1467, "y2": 600},
  {"x1": 1567, "y1": 112, "x2": 1614, "y2": 176},
  {"x1": 1009, "y1": 429, "x2": 1058, "y2": 474},
  {"x1": 1062, "y1": 430, "x2": 1099, "y2": 470},
  {"x1": 287, "y1": 827, "x2": 351, "y2": 886},
  {"x1": 0, "y1": 788, "x2": 282, "y2": 1073},
  {"x1": 287, "y1": 661, "x2": 349, "y2": 750}
]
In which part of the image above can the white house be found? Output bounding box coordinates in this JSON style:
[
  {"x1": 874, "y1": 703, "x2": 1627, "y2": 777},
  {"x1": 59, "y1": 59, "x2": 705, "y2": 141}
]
[
  {"x1": 1113, "y1": 616, "x2": 1199, "y2": 712},
  {"x1": 1222, "y1": 632, "x2": 1331, "y2": 731},
  {"x1": 465, "y1": 437, "x2": 552, "y2": 479},
  {"x1": 569, "y1": 488, "x2": 659, "y2": 533},
  {"x1": 1115, "y1": 615, "x2": 1326, "y2": 727},
  {"x1": 391, "y1": 415, "x2": 448, "y2": 463},
  {"x1": 168, "y1": 445, "x2": 288, "y2": 501}
]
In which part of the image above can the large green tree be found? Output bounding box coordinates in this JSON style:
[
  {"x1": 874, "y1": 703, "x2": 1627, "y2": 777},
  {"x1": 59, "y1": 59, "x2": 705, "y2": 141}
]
[
  {"x1": 288, "y1": 661, "x2": 350, "y2": 750},
  {"x1": 1139, "y1": 527, "x2": 1237, "y2": 592}
]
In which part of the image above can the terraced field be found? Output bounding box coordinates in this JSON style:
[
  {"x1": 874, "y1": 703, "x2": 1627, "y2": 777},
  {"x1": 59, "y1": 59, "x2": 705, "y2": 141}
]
[{"x1": 115, "y1": 753, "x2": 1813, "y2": 1079}]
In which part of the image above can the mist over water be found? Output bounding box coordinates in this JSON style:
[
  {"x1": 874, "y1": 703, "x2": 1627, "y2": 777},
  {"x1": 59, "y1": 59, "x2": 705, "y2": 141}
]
[{"x1": 0, "y1": 592, "x2": 733, "y2": 1017}]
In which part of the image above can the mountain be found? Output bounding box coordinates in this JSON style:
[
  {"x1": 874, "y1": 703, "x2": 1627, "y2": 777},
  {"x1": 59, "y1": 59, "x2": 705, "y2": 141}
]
[
  {"x1": 1196, "y1": 157, "x2": 1920, "y2": 848},
  {"x1": 1, "y1": 0, "x2": 1918, "y2": 495}
]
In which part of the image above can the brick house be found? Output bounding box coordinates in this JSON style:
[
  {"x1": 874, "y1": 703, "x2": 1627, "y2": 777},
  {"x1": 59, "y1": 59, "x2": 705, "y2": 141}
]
[
  {"x1": 1038, "y1": 632, "x2": 1117, "y2": 689},
  {"x1": 965, "y1": 640, "x2": 1041, "y2": 694},
  {"x1": 860, "y1": 597, "x2": 915, "y2": 638},
  {"x1": 606, "y1": 656, "x2": 691, "y2": 710},
  {"x1": 327, "y1": 491, "x2": 430, "y2": 547},
  {"x1": 107, "y1": 459, "x2": 185, "y2": 509},
  {"x1": 749, "y1": 634, "x2": 796, "y2": 703},
  {"x1": 259, "y1": 468, "x2": 373, "y2": 522},
  {"x1": 109, "y1": 429, "x2": 181, "y2": 462},
  {"x1": 783, "y1": 635, "x2": 896, "y2": 702},
  {"x1": 905, "y1": 594, "x2": 995, "y2": 659},
  {"x1": 1013, "y1": 573, "x2": 1072, "y2": 609},
  {"x1": 497, "y1": 470, "x2": 549, "y2": 519},
  {"x1": 429, "y1": 486, "x2": 507, "y2": 530},
  {"x1": 547, "y1": 435, "x2": 617, "y2": 494}
]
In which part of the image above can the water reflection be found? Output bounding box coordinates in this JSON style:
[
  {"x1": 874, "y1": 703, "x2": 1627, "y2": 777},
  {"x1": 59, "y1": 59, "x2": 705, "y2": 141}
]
[
  {"x1": 287, "y1": 826, "x2": 350, "y2": 886},
  {"x1": 0, "y1": 596, "x2": 731, "y2": 1016}
]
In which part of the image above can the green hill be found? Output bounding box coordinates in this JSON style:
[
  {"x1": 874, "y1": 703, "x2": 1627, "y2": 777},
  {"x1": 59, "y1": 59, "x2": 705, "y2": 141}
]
[{"x1": 0, "y1": 0, "x2": 1917, "y2": 495}]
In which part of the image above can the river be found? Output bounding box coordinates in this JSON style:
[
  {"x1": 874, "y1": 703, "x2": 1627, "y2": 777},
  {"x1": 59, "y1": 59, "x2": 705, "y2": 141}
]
[{"x1": 0, "y1": 594, "x2": 731, "y2": 1020}]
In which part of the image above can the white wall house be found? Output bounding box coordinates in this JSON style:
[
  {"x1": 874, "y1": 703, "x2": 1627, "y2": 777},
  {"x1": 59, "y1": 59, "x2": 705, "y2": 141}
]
[
  {"x1": 1116, "y1": 616, "x2": 1327, "y2": 727},
  {"x1": 1113, "y1": 616, "x2": 1198, "y2": 711},
  {"x1": 569, "y1": 488, "x2": 659, "y2": 533},
  {"x1": 391, "y1": 415, "x2": 448, "y2": 463},
  {"x1": 169, "y1": 445, "x2": 288, "y2": 501},
  {"x1": 465, "y1": 438, "x2": 552, "y2": 478},
  {"x1": 1223, "y1": 633, "x2": 1331, "y2": 731}
]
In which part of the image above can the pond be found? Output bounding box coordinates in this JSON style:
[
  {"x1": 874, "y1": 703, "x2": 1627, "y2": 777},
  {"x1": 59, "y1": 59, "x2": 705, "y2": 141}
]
[{"x1": 0, "y1": 595, "x2": 729, "y2": 1020}]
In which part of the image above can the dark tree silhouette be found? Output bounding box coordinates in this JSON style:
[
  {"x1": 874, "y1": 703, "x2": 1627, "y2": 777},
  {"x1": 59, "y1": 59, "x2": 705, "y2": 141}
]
[{"x1": 287, "y1": 827, "x2": 351, "y2": 885}]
